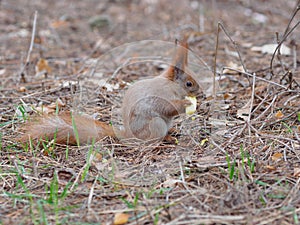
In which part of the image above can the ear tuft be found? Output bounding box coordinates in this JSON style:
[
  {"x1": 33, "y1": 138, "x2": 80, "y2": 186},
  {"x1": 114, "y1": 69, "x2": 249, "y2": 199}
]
[{"x1": 163, "y1": 36, "x2": 189, "y2": 81}]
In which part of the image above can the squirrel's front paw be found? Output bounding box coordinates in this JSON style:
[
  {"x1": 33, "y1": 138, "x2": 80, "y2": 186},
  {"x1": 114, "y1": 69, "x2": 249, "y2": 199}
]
[{"x1": 183, "y1": 99, "x2": 193, "y2": 107}]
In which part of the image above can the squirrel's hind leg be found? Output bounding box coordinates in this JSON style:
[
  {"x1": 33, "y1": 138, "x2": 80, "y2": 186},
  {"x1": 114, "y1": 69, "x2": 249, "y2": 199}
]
[{"x1": 148, "y1": 117, "x2": 169, "y2": 140}]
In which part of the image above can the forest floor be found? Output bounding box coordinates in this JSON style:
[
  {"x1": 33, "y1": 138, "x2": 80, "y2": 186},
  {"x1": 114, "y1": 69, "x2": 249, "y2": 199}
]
[{"x1": 1, "y1": 0, "x2": 300, "y2": 224}]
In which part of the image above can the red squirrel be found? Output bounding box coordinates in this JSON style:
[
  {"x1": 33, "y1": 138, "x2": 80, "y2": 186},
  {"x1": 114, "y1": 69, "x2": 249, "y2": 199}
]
[{"x1": 19, "y1": 38, "x2": 201, "y2": 144}]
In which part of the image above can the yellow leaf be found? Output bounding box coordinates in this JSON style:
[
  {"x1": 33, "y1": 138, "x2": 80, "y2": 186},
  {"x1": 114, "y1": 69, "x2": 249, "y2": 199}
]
[
  {"x1": 275, "y1": 110, "x2": 284, "y2": 119},
  {"x1": 271, "y1": 152, "x2": 283, "y2": 161},
  {"x1": 35, "y1": 58, "x2": 52, "y2": 75},
  {"x1": 113, "y1": 213, "x2": 129, "y2": 225}
]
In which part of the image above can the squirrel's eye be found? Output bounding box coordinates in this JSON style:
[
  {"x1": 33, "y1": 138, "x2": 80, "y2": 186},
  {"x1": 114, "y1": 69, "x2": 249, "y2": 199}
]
[{"x1": 186, "y1": 81, "x2": 193, "y2": 87}]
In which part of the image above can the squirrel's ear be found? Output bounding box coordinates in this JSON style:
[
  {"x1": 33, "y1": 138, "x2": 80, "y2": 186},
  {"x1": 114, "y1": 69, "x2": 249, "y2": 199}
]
[{"x1": 164, "y1": 37, "x2": 189, "y2": 80}]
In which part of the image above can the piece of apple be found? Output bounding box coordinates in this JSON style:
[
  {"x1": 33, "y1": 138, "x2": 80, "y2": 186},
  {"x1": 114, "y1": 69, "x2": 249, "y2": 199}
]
[{"x1": 185, "y1": 96, "x2": 197, "y2": 115}]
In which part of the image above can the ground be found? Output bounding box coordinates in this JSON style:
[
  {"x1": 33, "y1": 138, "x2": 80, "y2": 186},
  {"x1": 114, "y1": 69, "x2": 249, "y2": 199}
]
[{"x1": 1, "y1": 0, "x2": 300, "y2": 224}]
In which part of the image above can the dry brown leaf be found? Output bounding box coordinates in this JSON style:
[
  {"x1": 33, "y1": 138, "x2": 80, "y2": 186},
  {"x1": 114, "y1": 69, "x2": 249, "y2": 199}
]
[
  {"x1": 19, "y1": 86, "x2": 27, "y2": 92},
  {"x1": 265, "y1": 165, "x2": 276, "y2": 171},
  {"x1": 113, "y1": 213, "x2": 129, "y2": 225},
  {"x1": 161, "y1": 178, "x2": 180, "y2": 188},
  {"x1": 275, "y1": 110, "x2": 284, "y2": 119},
  {"x1": 223, "y1": 61, "x2": 245, "y2": 74},
  {"x1": 223, "y1": 93, "x2": 234, "y2": 100},
  {"x1": 293, "y1": 168, "x2": 300, "y2": 177},
  {"x1": 271, "y1": 152, "x2": 283, "y2": 161},
  {"x1": 237, "y1": 100, "x2": 251, "y2": 121},
  {"x1": 51, "y1": 20, "x2": 68, "y2": 28},
  {"x1": 261, "y1": 145, "x2": 270, "y2": 151},
  {"x1": 48, "y1": 98, "x2": 66, "y2": 109},
  {"x1": 35, "y1": 58, "x2": 52, "y2": 75},
  {"x1": 251, "y1": 43, "x2": 291, "y2": 55}
]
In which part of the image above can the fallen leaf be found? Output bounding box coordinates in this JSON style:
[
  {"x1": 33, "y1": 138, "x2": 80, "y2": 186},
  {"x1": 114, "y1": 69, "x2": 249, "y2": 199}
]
[
  {"x1": 35, "y1": 58, "x2": 52, "y2": 76},
  {"x1": 271, "y1": 152, "x2": 283, "y2": 161},
  {"x1": 19, "y1": 86, "x2": 27, "y2": 92},
  {"x1": 200, "y1": 138, "x2": 208, "y2": 146},
  {"x1": 51, "y1": 20, "x2": 68, "y2": 28},
  {"x1": 113, "y1": 213, "x2": 129, "y2": 225},
  {"x1": 223, "y1": 93, "x2": 234, "y2": 100},
  {"x1": 223, "y1": 61, "x2": 245, "y2": 74},
  {"x1": 264, "y1": 165, "x2": 276, "y2": 171},
  {"x1": 48, "y1": 98, "x2": 66, "y2": 109},
  {"x1": 275, "y1": 110, "x2": 284, "y2": 119},
  {"x1": 237, "y1": 100, "x2": 251, "y2": 121},
  {"x1": 261, "y1": 145, "x2": 270, "y2": 151},
  {"x1": 62, "y1": 80, "x2": 78, "y2": 88},
  {"x1": 252, "y1": 12, "x2": 268, "y2": 23},
  {"x1": 161, "y1": 178, "x2": 180, "y2": 188},
  {"x1": 293, "y1": 168, "x2": 300, "y2": 177},
  {"x1": 251, "y1": 43, "x2": 291, "y2": 55},
  {"x1": 88, "y1": 78, "x2": 119, "y2": 92}
]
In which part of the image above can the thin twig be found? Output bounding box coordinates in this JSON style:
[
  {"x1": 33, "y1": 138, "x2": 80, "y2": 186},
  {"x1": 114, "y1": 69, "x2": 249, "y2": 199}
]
[
  {"x1": 217, "y1": 22, "x2": 247, "y2": 73},
  {"x1": 270, "y1": 4, "x2": 300, "y2": 75},
  {"x1": 247, "y1": 73, "x2": 256, "y2": 123},
  {"x1": 19, "y1": 11, "x2": 38, "y2": 77},
  {"x1": 213, "y1": 22, "x2": 220, "y2": 100},
  {"x1": 223, "y1": 67, "x2": 288, "y2": 90}
]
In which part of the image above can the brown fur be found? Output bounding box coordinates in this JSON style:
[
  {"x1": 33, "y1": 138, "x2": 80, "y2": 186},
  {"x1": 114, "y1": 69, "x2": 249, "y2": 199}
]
[{"x1": 19, "y1": 112, "x2": 115, "y2": 145}]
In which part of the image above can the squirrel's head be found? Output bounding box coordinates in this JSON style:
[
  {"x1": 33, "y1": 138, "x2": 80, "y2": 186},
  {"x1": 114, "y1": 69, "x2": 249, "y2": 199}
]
[
  {"x1": 174, "y1": 66, "x2": 200, "y2": 96},
  {"x1": 164, "y1": 37, "x2": 201, "y2": 96}
]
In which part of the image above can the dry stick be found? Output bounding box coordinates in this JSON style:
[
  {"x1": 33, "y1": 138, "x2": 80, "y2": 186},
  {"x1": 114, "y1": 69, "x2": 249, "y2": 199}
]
[
  {"x1": 275, "y1": 32, "x2": 285, "y2": 75},
  {"x1": 270, "y1": 1, "x2": 300, "y2": 75},
  {"x1": 178, "y1": 159, "x2": 205, "y2": 206},
  {"x1": 270, "y1": 5, "x2": 300, "y2": 75},
  {"x1": 213, "y1": 23, "x2": 220, "y2": 100},
  {"x1": 87, "y1": 174, "x2": 98, "y2": 210},
  {"x1": 280, "y1": 177, "x2": 300, "y2": 208},
  {"x1": 222, "y1": 67, "x2": 288, "y2": 90},
  {"x1": 198, "y1": 3, "x2": 205, "y2": 33},
  {"x1": 282, "y1": 2, "x2": 300, "y2": 37},
  {"x1": 254, "y1": 204, "x2": 300, "y2": 224},
  {"x1": 19, "y1": 11, "x2": 38, "y2": 77},
  {"x1": 217, "y1": 22, "x2": 247, "y2": 73},
  {"x1": 251, "y1": 92, "x2": 269, "y2": 115},
  {"x1": 246, "y1": 73, "x2": 256, "y2": 144},
  {"x1": 126, "y1": 194, "x2": 190, "y2": 225},
  {"x1": 293, "y1": 45, "x2": 297, "y2": 71}
]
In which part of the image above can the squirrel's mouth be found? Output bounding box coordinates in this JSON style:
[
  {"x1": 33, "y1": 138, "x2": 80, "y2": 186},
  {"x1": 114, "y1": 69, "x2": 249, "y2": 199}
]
[{"x1": 189, "y1": 88, "x2": 202, "y2": 97}]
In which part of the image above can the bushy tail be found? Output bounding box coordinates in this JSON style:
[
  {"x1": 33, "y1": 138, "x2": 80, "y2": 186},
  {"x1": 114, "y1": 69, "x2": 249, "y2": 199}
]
[{"x1": 18, "y1": 112, "x2": 115, "y2": 145}]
